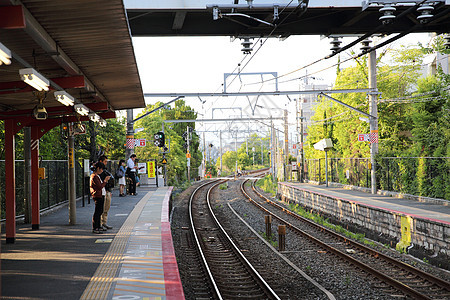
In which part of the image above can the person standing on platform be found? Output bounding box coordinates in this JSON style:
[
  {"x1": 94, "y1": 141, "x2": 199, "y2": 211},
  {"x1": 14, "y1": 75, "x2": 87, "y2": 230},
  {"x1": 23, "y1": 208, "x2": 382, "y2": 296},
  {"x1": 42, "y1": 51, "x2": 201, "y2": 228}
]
[
  {"x1": 90, "y1": 162, "x2": 110, "y2": 234},
  {"x1": 127, "y1": 154, "x2": 138, "y2": 196},
  {"x1": 117, "y1": 159, "x2": 127, "y2": 197},
  {"x1": 98, "y1": 155, "x2": 113, "y2": 230}
]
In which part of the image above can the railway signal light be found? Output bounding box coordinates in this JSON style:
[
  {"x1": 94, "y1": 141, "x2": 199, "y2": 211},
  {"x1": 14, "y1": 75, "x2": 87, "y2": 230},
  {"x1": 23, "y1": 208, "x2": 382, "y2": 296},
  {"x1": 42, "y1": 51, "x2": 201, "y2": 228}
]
[{"x1": 154, "y1": 131, "x2": 165, "y2": 147}]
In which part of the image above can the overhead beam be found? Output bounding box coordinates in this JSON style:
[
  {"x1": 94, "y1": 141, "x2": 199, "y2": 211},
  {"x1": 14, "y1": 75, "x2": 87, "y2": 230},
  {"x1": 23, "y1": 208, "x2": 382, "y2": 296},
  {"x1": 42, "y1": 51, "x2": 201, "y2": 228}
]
[
  {"x1": 0, "y1": 102, "x2": 110, "y2": 120},
  {"x1": 164, "y1": 117, "x2": 283, "y2": 123},
  {"x1": 145, "y1": 88, "x2": 375, "y2": 98},
  {"x1": 172, "y1": 12, "x2": 186, "y2": 30},
  {"x1": 0, "y1": 5, "x2": 25, "y2": 28},
  {"x1": 0, "y1": 76, "x2": 86, "y2": 95}
]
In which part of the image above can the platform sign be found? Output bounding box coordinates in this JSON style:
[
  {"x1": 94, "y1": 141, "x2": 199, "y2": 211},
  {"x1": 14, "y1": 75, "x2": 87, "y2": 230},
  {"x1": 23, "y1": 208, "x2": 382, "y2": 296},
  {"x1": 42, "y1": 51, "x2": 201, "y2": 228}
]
[
  {"x1": 291, "y1": 161, "x2": 297, "y2": 171},
  {"x1": 147, "y1": 161, "x2": 156, "y2": 178},
  {"x1": 135, "y1": 138, "x2": 146, "y2": 147},
  {"x1": 137, "y1": 162, "x2": 147, "y2": 174},
  {"x1": 358, "y1": 134, "x2": 369, "y2": 142}
]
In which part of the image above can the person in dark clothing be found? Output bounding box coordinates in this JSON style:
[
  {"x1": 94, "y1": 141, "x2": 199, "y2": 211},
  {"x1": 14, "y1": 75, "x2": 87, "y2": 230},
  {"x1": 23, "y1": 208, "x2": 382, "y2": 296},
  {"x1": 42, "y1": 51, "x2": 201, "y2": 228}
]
[
  {"x1": 90, "y1": 162, "x2": 110, "y2": 234},
  {"x1": 98, "y1": 155, "x2": 113, "y2": 230},
  {"x1": 127, "y1": 154, "x2": 138, "y2": 196}
]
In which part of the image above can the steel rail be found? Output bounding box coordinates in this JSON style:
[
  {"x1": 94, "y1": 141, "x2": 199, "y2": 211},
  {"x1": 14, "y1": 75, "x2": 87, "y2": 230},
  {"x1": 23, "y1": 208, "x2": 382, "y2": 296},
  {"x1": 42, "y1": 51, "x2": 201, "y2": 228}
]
[
  {"x1": 206, "y1": 179, "x2": 281, "y2": 300},
  {"x1": 249, "y1": 180, "x2": 450, "y2": 294},
  {"x1": 241, "y1": 179, "x2": 449, "y2": 300},
  {"x1": 189, "y1": 176, "x2": 280, "y2": 300},
  {"x1": 188, "y1": 179, "x2": 223, "y2": 299}
]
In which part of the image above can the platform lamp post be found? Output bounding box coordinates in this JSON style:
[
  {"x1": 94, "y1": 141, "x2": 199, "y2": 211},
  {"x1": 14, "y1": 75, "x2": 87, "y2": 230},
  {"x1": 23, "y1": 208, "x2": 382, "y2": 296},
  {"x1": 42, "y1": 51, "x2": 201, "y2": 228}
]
[{"x1": 313, "y1": 139, "x2": 333, "y2": 187}]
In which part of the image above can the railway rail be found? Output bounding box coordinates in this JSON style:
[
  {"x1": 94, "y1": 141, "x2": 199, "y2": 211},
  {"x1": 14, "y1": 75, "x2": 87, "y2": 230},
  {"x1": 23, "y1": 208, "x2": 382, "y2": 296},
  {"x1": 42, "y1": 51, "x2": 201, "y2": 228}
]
[
  {"x1": 240, "y1": 178, "x2": 450, "y2": 300},
  {"x1": 189, "y1": 179, "x2": 281, "y2": 299}
]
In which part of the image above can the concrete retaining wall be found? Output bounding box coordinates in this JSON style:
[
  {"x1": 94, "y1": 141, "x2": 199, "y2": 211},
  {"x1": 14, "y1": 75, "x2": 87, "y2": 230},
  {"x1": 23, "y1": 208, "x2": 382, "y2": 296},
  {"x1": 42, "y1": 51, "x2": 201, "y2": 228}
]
[{"x1": 278, "y1": 182, "x2": 450, "y2": 268}]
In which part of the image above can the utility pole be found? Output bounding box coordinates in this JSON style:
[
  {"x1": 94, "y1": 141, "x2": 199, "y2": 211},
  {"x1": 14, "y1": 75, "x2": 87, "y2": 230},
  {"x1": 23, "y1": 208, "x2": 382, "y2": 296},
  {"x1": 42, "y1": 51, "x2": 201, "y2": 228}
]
[
  {"x1": 234, "y1": 132, "x2": 238, "y2": 175},
  {"x1": 126, "y1": 109, "x2": 134, "y2": 159},
  {"x1": 284, "y1": 109, "x2": 289, "y2": 181},
  {"x1": 68, "y1": 134, "x2": 76, "y2": 225},
  {"x1": 186, "y1": 126, "x2": 190, "y2": 182},
  {"x1": 369, "y1": 50, "x2": 379, "y2": 194},
  {"x1": 219, "y1": 130, "x2": 222, "y2": 175},
  {"x1": 300, "y1": 101, "x2": 305, "y2": 182},
  {"x1": 261, "y1": 138, "x2": 264, "y2": 166},
  {"x1": 203, "y1": 131, "x2": 206, "y2": 178},
  {"x1": 271, "y1": 119, "x2": 276, "y2": 182}
]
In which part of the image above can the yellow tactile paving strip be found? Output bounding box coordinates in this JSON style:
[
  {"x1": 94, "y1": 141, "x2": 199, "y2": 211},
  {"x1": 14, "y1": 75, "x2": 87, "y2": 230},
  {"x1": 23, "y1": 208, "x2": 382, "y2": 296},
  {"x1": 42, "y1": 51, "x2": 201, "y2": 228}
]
[
  {"x1": 80, "y1": 190, "x2": 155, "y2": 300},
  {"x1": 111, "y1": 189, "x2": 168, "y2": 299}
]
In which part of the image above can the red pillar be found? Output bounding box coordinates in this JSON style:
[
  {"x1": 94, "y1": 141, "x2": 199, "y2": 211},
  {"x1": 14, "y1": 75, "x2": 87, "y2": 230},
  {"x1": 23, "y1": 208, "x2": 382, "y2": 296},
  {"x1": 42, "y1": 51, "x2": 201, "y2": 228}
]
[
  {"x1": 5, "y1": 119, "x2": 16, "y2": 243},
  {"x1": 31, "y1": 127, "x2": 40, "y2": 230}
]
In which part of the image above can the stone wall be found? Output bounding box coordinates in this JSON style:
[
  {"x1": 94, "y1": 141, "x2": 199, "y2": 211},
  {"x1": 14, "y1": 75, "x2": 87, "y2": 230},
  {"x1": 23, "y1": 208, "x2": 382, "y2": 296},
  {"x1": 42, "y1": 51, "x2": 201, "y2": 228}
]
[{"x1": 278, "y1": 182, "x2": 450, "y2": 269}]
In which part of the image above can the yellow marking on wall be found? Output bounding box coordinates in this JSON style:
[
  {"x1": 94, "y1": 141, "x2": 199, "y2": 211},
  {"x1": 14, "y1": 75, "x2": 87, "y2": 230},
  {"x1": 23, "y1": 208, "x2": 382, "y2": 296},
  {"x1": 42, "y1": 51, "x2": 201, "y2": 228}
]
[{"x1": 396, "y1": 215, "x2": 412, "y2": 253}]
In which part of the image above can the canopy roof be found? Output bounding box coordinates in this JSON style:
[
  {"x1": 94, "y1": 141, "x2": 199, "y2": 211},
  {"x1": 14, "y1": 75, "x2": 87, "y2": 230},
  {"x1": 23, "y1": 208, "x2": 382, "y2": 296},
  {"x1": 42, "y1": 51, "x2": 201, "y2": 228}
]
[{"x1": 0, "y1": 0, "x2": 145, "y2": 117}]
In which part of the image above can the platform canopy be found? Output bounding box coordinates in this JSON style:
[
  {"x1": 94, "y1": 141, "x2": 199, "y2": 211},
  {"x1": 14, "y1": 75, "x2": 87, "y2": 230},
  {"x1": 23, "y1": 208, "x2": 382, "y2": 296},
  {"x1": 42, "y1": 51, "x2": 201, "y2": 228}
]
[
  {"x1": 126, "y1": 0, "x2": 450, "y2": 37},
  {"x1": 0, "y1": 0, "x2": 145, "y2": 118}
]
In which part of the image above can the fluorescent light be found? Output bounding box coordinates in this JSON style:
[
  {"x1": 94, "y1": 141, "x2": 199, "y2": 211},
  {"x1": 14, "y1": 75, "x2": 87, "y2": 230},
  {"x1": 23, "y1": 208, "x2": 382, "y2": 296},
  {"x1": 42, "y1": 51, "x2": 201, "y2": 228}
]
[
  {"x1": 0, "y1": 42, "x2": 12, "y2": 65},
  {"x1": 88, "y1": 112, "x2": 101, "y2": 122},
  {"x1": 99, "y1": 119, "x2": 107, "y2": 127},
  {"x1": 74, "y1": 104, "x2": 89, "y2": 116},
  {"x1": 54, "y1": 91, "x2": 75, "y2": 106},
  {"x1": 19, "y1": 68, "x2": 49, "y2": 91}
]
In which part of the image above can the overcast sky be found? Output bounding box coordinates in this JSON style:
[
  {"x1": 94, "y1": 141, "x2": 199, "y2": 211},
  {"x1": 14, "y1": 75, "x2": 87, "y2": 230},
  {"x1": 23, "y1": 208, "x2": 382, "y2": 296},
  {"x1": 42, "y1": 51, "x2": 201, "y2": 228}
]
[{"x1": 131, "y1": 33, "x2": 432, "y2": 144}]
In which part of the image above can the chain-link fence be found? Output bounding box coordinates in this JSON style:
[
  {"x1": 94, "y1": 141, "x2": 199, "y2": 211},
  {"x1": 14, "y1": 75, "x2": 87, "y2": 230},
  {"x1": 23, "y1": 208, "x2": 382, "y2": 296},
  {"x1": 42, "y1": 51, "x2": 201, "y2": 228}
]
[
  {"x1": 302, "y1": 157, "x2": 449, "y2": 199},
  {"x1": 0, "y1": 159, "x2": 121, "y2": 219}
]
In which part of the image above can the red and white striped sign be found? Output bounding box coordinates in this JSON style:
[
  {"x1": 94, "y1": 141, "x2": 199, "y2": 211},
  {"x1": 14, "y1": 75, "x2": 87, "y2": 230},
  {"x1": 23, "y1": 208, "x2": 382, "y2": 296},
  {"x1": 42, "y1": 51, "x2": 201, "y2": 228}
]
[
  {"x1": 126, "y1": 138, "x2": 135, "y2": 149},
  {"x1": 370, "y1": 130, "x2": 379, "y2": 144}
]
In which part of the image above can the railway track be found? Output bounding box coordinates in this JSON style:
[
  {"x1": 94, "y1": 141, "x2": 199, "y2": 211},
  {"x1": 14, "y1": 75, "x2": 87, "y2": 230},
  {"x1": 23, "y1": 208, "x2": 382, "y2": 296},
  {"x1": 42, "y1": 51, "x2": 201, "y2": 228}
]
[
  {"x1": 189, "y1": 179, "x2": 280, "y2": 299},
  {"x1": 241, "y1": 179, "x2": 450, "y2": 300}
]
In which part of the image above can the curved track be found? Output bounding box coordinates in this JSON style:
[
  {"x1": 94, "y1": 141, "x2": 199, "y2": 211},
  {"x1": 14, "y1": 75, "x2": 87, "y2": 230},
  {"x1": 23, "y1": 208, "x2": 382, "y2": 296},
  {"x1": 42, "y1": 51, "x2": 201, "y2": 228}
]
[
  {"x1": 189, "y1": 179, "x2": 280, "y2": 300},
  {"x1": 241, "y1": 178, "x2": 450, "y2": 300}
]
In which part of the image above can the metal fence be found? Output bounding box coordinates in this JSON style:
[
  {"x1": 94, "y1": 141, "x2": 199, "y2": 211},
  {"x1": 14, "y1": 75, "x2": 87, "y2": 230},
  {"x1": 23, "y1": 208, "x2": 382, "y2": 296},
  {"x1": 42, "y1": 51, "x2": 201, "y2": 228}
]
[
  {"x1": 303, "y1": 157, "x2": 449, "y2": 199},
  {"x1": 0, "y1": 159, "x2": 121, "y2": 219}
]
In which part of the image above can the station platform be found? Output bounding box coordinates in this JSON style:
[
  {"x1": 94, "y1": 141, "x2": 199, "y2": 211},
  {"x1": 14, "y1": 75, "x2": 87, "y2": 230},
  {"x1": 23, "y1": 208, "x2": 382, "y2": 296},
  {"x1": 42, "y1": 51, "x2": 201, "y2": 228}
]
[
  {"x1": 1, "y1": 186, "x2": 184, "y2": 300},
  {"x1": 279, "y1": 182, "x2": 450, "y2": 224},
  {"x1": 278, "y1": 182, "x2": 450, "y2": 266}
]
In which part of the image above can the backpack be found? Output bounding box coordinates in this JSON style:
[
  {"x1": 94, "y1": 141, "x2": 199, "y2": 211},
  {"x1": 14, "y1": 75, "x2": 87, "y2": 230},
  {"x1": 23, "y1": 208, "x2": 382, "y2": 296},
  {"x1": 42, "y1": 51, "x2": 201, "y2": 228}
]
[{"x1": 115, "y1": 168, "x2": 124, "y2": 178}]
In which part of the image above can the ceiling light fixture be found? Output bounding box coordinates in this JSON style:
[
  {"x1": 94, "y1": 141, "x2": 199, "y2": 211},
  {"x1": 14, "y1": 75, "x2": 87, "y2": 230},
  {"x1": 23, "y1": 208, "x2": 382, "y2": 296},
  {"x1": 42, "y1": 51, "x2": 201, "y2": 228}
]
[
  {"x1": 54, "y1": 91, "x2": 75, "y2": 106},
  {"x1": 19, "y1": 68, "x2": 50, "y2": 91},
  {"x1": 0, "y1": 42, "x2": 12, "y2": 65},
  {"x1": 88, "y1": 112, "x2": 101, "y2": 122},
  {"x1": 74, "y1": 103, "x2": 89, "y2": 116}
]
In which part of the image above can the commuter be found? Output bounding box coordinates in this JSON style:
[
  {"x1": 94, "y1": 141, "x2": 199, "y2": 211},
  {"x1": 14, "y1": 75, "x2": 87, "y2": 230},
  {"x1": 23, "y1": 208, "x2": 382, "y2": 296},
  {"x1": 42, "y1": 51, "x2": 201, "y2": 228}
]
[
  {"x1": 98, "y1": 155, "x2": 113, "y2": 230},
  {"x1": 90, "y1": 162, "x2": 110, "y2": 234},
  {"x1": 117, "y1": 159, "x2": 127, "y2": 197},
  {"x1": 135, "y1": 158, "x2": 141, "y2": 187},
  {"x1": 127, "y1": 154, "x2": 138, "y2": 196}
]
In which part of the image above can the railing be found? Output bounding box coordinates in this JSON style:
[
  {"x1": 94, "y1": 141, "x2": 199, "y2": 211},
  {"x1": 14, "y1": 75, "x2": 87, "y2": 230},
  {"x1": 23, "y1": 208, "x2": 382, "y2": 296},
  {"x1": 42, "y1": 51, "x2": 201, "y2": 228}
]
[
  {"x1": 302, "y1": 157, "x2": 449, "y2": 199},
  {"x1": 0, "y1": 159, "x2": 120, "y2": 219}
]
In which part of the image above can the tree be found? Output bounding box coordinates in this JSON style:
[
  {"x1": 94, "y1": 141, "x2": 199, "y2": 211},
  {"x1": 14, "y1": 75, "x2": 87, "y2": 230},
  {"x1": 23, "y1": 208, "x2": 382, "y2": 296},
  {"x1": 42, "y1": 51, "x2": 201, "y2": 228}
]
[{"x1": 133, "y1": 100, "x2": 202, "y2": 186}]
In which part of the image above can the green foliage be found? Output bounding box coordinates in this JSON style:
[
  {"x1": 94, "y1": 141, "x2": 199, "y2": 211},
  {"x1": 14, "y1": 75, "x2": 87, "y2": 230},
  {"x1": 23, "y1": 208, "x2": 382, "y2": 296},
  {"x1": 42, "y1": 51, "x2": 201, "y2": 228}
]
[
  {"x1": 216, "y1": 133, "x2": 271, "y2": 173},
  {"x1": 255, "y1": 175, "x2": 277, "y2": 196},
  {"x1": 133, "y1": 99, "x2": 202, "y2": 186},
  {"x1": 304, "y1": 42, "x2": 449, "y2": 199}
]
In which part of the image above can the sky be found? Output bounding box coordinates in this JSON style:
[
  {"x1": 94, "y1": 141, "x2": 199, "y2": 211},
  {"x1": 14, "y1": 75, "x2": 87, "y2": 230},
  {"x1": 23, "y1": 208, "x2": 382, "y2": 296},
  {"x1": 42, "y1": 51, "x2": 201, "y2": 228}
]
[{"x1": 131, "y1": 33, "x2": 433, "y2": 146}]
